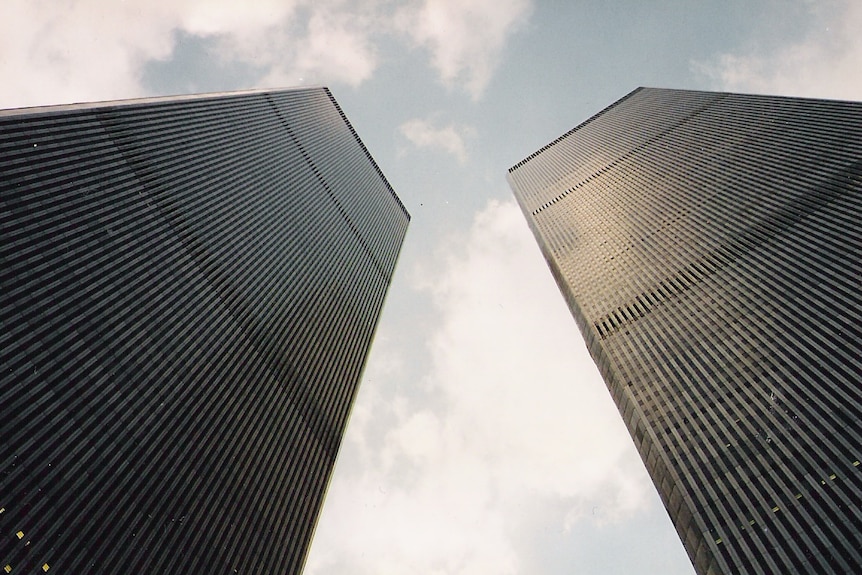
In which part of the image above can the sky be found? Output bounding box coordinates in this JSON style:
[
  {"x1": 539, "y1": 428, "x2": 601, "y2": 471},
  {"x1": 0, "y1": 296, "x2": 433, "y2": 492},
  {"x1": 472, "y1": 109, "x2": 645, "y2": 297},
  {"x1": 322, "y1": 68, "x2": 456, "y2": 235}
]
[{"x1": 2, "y1": 1, "x2": 861, "y2": 573}]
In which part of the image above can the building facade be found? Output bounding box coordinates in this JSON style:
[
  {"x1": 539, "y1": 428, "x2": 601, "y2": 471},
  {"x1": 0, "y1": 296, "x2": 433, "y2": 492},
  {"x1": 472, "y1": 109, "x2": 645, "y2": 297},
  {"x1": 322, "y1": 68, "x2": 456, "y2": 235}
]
[
  {"x1": 0, "y1": 88, "x2": 409, "y2": 573},
  {"x1": 508, "y1": 88, "x2": 862, "y2": 575}
]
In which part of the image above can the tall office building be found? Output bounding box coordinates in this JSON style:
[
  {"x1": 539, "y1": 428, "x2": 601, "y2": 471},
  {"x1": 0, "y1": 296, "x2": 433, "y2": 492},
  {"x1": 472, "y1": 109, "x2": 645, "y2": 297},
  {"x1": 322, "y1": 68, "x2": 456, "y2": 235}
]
[
  {"x1": 0, "y1": 88, "x2": 409, "y2": 573},
  {"x1": 508, "y1": 88, "x2": 861, "y2": 575}
]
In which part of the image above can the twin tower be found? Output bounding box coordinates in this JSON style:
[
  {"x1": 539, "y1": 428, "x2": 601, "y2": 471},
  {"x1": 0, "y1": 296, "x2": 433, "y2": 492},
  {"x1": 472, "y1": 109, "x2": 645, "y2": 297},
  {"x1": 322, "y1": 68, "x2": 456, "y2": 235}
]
[{"x1": 1, "y1": 87, "x2": 860, "y2": 574}]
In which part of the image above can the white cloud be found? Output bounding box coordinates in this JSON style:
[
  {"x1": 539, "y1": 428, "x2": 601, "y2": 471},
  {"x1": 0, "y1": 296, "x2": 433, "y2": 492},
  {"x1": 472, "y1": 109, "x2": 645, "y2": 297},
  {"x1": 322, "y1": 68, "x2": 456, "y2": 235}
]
[
  {"x1": 0, "y1": 0, "x2": 382, "y2": 109},
  {"x1": 214, "y1": 2, "x2": 380, "y2": 89},
  {"x1": 0, "y1": 0, "x2": 531, "y2": 110},
  {"x1": 0, "y1": 0, "x2": 176, "y2": 107},
  {"x1": 399, "y1": 118, "x2": 473, "y2": 163},
  {"x1": 694, "y1": 0, "x2": 862, "y2": 100},
  {"x1": 397, "y1": 0, "x2": 533, "y2": 99},
  {"x1": 305, "y1": 199, "x2": 653, "y2": 574},
  {"x1": 180, "y1": 0, "x2": 299, "y2": 36}
]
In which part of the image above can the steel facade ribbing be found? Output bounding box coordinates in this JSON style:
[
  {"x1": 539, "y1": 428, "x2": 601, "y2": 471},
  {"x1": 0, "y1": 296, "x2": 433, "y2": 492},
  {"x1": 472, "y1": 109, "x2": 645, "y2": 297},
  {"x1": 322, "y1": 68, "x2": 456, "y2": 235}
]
[
  {"x1": 0, "y1": 88, "x2": 409, "y2": 574},
  {"x1": 508, "y1": 88, "x2": 862, "y2": 575}
]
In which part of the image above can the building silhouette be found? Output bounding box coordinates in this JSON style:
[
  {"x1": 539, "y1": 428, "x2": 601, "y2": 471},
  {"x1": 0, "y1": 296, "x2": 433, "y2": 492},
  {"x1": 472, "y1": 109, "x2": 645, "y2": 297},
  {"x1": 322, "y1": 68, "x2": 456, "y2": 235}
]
[
  {"x1": 0, "y1": 88, "x2": 408, "y2": 574},
  {"x1": 508, "y1": 88, "x2": 862, "y2": 575}
]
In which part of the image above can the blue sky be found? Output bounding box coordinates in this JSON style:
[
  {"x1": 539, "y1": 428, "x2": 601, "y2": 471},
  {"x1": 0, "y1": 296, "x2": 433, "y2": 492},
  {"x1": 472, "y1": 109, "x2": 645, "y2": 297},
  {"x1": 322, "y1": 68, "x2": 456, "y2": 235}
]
[{"x1": 3, "y1": 1, "x2": 861, "y2": 573}]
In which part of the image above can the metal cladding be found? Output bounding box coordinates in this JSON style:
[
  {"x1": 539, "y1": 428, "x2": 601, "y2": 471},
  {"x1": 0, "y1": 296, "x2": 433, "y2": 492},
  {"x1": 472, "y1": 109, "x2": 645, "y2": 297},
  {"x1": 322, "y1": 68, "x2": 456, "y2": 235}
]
[
  {"x1": 0, "y1": 88, "x2": 408, "y2": 573},
  {"x1": 508, "y1": 88, "x2": 862, "y2": 575}
]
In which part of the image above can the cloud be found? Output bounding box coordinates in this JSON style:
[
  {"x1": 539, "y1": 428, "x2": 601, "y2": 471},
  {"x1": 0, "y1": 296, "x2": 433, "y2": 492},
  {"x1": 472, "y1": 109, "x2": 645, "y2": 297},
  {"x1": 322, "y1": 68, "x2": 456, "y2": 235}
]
[
  {"x1": 397, "y1": 0, "x2": 533, "y2": 99},
  {"x1": 0, "y1": 0, "x2": 381, "y2": 109},
  {"x1": 305, "y1": 199, "x2": 653, "y2": 574},
  {"x1": 0, "y1": 0, "x2": 176, "y2": 107},
  {"x1": 0, "y1": 0, "x2": 532, "y2": 110},
  {"x1": 694, "y1": 0, "x2": 862, "y2": 100},
  {"x1": 399, "y1": 118, "x2": 473, "y2": 163},
  {"x1": 212, "y1": 3, "x2": 380, "y2": 89}
]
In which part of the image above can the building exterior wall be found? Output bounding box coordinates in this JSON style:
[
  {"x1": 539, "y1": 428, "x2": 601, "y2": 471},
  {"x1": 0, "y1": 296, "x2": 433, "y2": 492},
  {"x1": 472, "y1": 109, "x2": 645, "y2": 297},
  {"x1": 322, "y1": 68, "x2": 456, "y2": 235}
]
[
  {"x1": 0, "y1": 88, "x2": 409, "y2": 574},
  {"x1": 508, "y1": 88, "x2": 862, "y2": 575}
]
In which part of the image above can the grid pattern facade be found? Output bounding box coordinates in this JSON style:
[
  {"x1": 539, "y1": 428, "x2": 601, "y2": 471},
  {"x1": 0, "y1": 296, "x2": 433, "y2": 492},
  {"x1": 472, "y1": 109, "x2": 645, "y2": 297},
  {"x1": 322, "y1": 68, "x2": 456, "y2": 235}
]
[
  {"x1": 0, "y1": 88, "x2": 409, "y2": 574},
  {"x1": 507, "y1": 88, "x2": 862, "y2": 575}
]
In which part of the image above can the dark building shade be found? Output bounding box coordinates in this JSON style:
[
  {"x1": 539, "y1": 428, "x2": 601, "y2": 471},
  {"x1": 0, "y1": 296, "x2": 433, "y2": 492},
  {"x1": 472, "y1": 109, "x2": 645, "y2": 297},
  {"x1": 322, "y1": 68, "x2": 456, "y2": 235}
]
[
  {"x1": 0, "y1": 88, "x2": 409, "y2": 574},
  {"x1": 508, "y1": 88, "x2": 862, "y2": 575}
]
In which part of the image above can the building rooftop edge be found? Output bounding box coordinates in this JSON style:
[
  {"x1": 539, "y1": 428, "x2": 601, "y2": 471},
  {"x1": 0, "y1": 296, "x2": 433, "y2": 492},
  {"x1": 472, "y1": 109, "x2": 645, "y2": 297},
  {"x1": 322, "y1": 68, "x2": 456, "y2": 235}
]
[
  {"x1": 507, "y1": 87, "x2": 644, "y2": 174},
  {"x1": 322, "y1": 87, "x2": 411, "y2": 222},
  {"x1": 0, "y1": 86, "x2": 327, "y2": 118},
  {"x1": 507, "y1": 86, "x2": 862, "y2": 174},
  {"x1": 0, "y1": 85, "x2": 410, "y2": 221}
]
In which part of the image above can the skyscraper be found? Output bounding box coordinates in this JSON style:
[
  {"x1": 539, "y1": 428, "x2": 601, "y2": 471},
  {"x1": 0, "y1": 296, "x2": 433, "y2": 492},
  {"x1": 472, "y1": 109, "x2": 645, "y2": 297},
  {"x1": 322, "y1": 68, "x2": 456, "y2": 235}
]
[
  {"x1": 0, "y1": 88, "x2": 409, "y2": 574},
  {"x1": 508, "y1": 88, "x2": 861, "y2": 575}
]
